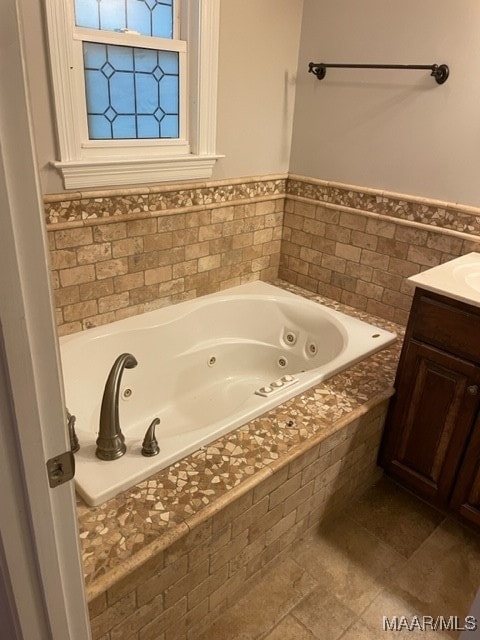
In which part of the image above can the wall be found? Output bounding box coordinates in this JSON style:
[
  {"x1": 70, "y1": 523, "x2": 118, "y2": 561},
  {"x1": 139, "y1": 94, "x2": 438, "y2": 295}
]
[
  {"x1": 20, "y1": 2, "x2": 304, "y2": 332},
  {"x1": 290, "y1": 0, "x2": 480, "y2": 207},
  {"x1": 48, "y1": 173, "x2": 480, "y2": 333},
  {"x1": 280, "y1": 178, "x2": 480, "y2": 325},
  {"x1": 22, "y1": 0, "x2": 304, "y2": 195},
  {"x1": 47, "y1": 178, "x2": 284, "y2": 335},
  {"x1": 214, "y1": 0, "x2": 303, "y2": 181},
  {"x1": 32, "y1": 1, "x2": 480, "y2": 329}
]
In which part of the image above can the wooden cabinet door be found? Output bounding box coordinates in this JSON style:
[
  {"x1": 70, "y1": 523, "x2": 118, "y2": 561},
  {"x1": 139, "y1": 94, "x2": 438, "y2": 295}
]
[
  {"x1": 450, "y1": 414, "x2": 480, "y2": 527},
  {"x1": 381, "y1": 339, "x2": 480, "y2": 507}
]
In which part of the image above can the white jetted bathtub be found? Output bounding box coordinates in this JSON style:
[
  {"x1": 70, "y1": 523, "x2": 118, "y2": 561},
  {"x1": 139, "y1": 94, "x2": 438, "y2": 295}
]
[{"x1": 60, "y1": 281, "x2": 396, "y2": 506}]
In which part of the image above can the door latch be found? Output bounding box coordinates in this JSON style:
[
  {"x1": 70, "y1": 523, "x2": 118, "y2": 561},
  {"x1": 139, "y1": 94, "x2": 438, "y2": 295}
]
[{"x1": 46, "y1": 450, "x2": 75, "y2": 488}]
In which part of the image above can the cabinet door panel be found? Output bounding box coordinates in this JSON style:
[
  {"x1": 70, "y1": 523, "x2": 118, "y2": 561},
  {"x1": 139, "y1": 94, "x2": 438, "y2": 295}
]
[
  {"x1": 381, "y1": 339, "x2": 480, "y2": 506},
  {"x1": 451, "y1": 415, "x2": 480, "y2": 527}
]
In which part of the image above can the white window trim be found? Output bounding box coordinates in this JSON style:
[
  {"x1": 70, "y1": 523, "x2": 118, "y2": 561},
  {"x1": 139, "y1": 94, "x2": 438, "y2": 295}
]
[{"x1": 45, "y1": 0, "x2": 222, "y2": 189}]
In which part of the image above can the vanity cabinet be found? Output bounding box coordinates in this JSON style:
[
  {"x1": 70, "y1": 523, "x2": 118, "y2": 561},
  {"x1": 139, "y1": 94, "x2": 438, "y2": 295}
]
[
  {"x1": 450, "y1": 414, "x2": 480, "y2": 527},
  {"x1": 380, "y1": 287, "x2": 480, "y2": 527}
]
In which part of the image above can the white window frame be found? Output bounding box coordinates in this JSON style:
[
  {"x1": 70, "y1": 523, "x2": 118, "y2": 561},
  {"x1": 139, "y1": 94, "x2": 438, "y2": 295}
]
[
  {"x1": 45, "y1": 0, "x2": 221, "y2": 189},
  {"x1": 74, "y1": 18, "x2": 188, "y2": 155}
]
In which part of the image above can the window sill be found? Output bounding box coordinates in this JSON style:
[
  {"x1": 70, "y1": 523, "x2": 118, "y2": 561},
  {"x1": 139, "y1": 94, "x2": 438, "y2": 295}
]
[{"x1": 53, "y1": 154, "x2": 223, "y2": 190}]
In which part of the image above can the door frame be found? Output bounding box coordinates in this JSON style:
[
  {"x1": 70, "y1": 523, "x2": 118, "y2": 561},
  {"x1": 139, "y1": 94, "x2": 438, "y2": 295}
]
[{"x1": 0, "y1": 0, "x2": 91, "y2": 637}]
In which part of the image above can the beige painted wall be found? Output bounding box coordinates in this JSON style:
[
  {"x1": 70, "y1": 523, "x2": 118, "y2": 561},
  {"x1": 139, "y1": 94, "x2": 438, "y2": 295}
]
[
  {"x1": 21, "y1": 0, "x2": 303, "y2": 194},
  {"x1": 290, "y1": 0, "x2": 480, "y2": 207},
  {"x1": 213, "y1": 0, "x2": 303, "y2": 181}
]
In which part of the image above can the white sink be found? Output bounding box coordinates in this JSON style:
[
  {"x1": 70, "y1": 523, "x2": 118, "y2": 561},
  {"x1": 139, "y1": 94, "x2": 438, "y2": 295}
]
[
  {"x1": 454, "y1": 263, "x2": 480, "y2": 294},
  {"x1": 408, "y1": 252, "x2": 480, "y2": 307}
]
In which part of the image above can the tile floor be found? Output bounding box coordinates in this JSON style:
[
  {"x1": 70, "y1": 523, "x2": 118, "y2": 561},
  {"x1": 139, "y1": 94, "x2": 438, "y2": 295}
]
[{"x1": 200, "y1": 476, "x2": 480, "y2": 639}]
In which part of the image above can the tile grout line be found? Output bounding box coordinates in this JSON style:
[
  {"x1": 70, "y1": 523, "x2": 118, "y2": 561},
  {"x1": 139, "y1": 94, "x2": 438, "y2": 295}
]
[
  {"x1": 287, "y1": 543, "x2": 364, "y2": 640},
  {"x1": 279, "y1": 557, "x2": 322, "y2": 636},
  {"x1": 390, "y1": 513, "x2": 449, "y2": 569},
  {"x1": 345, "y1": 490, "x2": 446, "y2": 564},
  {"x1": 256, "y1": 556, "x2": 321, "y2": 640},
  {"x1": 290, "y1": 610, "x2": 324, "y2": 640},
  {"x1": 340, "y1": 490, "x2": 451, "y2": 634},
  {"x1": 322, "y1": 509, "x2": 409, "y2": 630},
  {"x1": 346, "y1": 508, "x2": 412, "y2": 561}
]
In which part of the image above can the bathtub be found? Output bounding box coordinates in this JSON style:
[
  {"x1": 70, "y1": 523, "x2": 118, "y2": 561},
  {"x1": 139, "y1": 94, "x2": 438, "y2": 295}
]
[{"x1": 60, "y1": 281, "x2": 396, "y2": 506}]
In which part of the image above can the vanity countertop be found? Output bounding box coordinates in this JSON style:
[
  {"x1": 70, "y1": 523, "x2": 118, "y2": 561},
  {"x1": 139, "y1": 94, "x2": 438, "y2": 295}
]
[{"x1": 408, "y1": 252, "x2": 480, "y2": 308}]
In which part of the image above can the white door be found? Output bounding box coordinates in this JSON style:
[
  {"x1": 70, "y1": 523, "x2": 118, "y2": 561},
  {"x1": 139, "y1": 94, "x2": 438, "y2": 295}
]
[{"x1": 0, "y1": 0, "x2": 91, "y2": 638}]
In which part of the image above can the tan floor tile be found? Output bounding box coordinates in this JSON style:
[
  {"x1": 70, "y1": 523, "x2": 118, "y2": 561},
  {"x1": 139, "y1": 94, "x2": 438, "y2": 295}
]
[
  {"x1": 197, "y1": 557, "x2": 317, "y2": 640},
  {"x1": 341, "y1": 617, "x2": 453, "y2": 639},
  {"x1": 340, "y1": 619, "x2": 386, "y2": 640},
  {"x1": 361, "y1": 591, "x2": 452, "y2": 639},
  {"x1": 291, "y1": 584, "x2": 357, "y2": 640},
  {"x1": 292, "y1": 513, "x2": 404, "y2": 614},
  {"x1": 348, "y1": 477, "x2": 445, "y2": 558},
  {"x1": 199, "y1": 480, "x2": 479, "y2": 640},
  {"x1": 263, "y1": 614, "x2": 317, "y2": 640},
  {"x1": 389, "y1": 518, "x2": 480, "y2": 630}
]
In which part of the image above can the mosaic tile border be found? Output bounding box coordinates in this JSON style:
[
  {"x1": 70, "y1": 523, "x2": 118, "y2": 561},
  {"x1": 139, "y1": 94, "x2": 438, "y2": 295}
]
[
  {"x1": 288, "y1": 175, "x2": 480, "y2": 237},
  {"x1": 45, "y1": 173, "x2": 480, "y2": 237},
  {"x1": 77, "y1": 280, "x2": 402, "y2": 599},
  {"x1": 44, "y1": 176, "x2": 287, "y2": 225}
]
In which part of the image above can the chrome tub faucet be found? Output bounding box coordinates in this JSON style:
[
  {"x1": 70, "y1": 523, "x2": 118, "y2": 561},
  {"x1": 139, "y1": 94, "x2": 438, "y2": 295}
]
[{"x1": 95, "y1": 353, "x2": 137, "y2": 461}]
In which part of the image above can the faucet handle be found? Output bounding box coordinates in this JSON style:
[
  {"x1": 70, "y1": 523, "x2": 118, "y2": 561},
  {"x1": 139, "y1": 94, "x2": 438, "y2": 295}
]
[
  {"x1": 141, "y1": 418, "x2": 160, "y2": 457},
  {"x1": 66, "y1": 408, "x2": 80, "y2": 453}
]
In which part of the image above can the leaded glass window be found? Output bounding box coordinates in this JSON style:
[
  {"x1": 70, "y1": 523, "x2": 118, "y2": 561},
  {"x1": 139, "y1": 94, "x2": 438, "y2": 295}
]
[
  {"x1": 74, "y1": 0, "x2": 182, "y2": 141},
  {"x1": 75, "y1": 0, "x2": 174, "y2": 39},
  {"x1": 83, "y1": 43, "x2": 179, "y2": 139}
]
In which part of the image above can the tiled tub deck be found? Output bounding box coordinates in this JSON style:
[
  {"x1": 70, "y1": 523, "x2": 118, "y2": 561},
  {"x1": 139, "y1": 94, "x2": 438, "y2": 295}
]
[{"x1": 78, "y1": 282, "x2": 402, "y2": 640}]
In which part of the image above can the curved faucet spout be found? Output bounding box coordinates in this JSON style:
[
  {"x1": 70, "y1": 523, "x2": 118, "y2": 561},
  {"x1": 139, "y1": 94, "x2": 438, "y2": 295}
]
[{"x1": 96, "y1": 353, "x2": 137, "y2": 460}]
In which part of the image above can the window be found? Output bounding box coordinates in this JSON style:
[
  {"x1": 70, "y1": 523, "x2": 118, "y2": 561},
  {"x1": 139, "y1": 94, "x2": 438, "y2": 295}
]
[{"x1": 45, "y1": 0, "x2": 221, "y2": 189}]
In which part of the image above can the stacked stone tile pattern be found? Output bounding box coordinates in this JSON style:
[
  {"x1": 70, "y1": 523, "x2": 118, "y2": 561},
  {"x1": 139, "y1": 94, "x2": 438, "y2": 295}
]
[
  {"x1": 46, "y1": 177, "x2": 285, "y2": 335},
  {"x1": 281, "y1": 176, "x2": 480, "y2": 325},
  {"x1": 45, "y1": 174, "x2": 480, "y2": 332}
]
